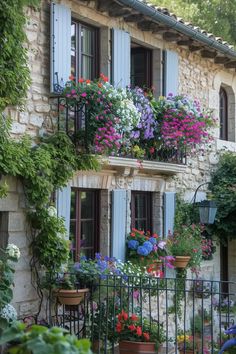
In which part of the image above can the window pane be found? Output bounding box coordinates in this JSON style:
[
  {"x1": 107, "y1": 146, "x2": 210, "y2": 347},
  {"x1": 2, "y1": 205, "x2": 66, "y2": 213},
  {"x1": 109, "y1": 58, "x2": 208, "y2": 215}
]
[
  {"x1": 82, "y1": 55, "x2": 93, "y2": 80},
  {"x1": 69, "y1": 221, "x2": 76, "y2": 259},
  {"x1": 135, "y1": 194, "x2": 147, "y2": 219},
  {"x1": 81, "y1": 191, "x2": 94, "y2": 219},
  {"x1": 71, "y1": 23, "x2": 76, "y2": 77},
  {"x1": 135, "y1": 219, "x2": 147, "y2": 231},
  {"x1": 70, "y1": 190, "x2": 76, "y2": 219},
  {"x1": 131, "y1": 48, "x2": 151, "y2": 88},
  {"x1": 80, "y1": 220, "x2": 94, "y2": 247},
  {"x1": 81, "y1": 26, "x2": 93, "y2": 55}
]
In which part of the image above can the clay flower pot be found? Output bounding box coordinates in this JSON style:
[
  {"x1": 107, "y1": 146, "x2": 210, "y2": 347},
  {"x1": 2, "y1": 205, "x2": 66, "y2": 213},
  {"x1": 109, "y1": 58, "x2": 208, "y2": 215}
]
[
  {"x1": 119, "y1": 340, "x2": 158, "y2": 354},
  {"x1": 55, "y1": 288, "x2": 89, "y2": 306},
  {"x1": 173, "y1": 256, "x2": 191, "y2": 269}
]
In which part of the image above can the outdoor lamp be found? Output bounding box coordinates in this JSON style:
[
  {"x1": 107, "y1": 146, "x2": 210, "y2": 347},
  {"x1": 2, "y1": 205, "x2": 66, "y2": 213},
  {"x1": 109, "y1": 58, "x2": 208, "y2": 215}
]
[{"x1": 193, "y1": 182, "x2": 217, "y2": 225}]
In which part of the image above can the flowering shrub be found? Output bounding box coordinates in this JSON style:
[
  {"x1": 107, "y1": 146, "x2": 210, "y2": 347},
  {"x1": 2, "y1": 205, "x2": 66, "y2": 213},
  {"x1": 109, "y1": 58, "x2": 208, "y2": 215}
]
[
  {"x1": 0, "y1": 244, "x2": 20, "y2": 332},
  {"x1": 154, "y1": 94, "x2": 216, "y2": 151},
  {"x1": 115, "y1": 310, "x2": 164, "y2": 349},
  {"x1": 126, "y1": 229, "x2": 174, "y2": 273}
]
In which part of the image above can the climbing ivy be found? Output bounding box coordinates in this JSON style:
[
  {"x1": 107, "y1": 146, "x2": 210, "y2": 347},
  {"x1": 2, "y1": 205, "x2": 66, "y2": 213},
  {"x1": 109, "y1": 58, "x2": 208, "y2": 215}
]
[
  {"x1": 0, "y1": 115, "x2": 99, "y2": 274},
  {"x1": 0, "y1": 0, "x2": 40, "y2": 112},
  {"x1": 209, "y1": 152, "x2": 236, "y2": 243}
]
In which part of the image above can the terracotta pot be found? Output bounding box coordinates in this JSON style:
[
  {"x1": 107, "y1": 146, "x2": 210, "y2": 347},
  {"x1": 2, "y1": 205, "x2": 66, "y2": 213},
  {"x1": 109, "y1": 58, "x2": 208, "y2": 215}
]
[
  {"x1": 55, "y1": 288, "x2": 89, "y2": 306},
  {"x1": 119, "y1": 341, "x2": 158, "y2": 354},
  {"x1": 173, "y1": 256, "x2": 191, "y2": 269}
]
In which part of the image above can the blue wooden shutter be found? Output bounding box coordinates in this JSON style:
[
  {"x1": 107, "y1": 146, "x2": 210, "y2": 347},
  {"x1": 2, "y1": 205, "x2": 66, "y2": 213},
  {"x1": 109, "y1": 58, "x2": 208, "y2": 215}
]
[
  {"x1": 163, "y1": 192, "x2": 176, "y2": 237},
  {"x1": 56, "y1": 185, "x2": 71, "y2": 240},
  {"x1": 111, "y1": 190, "x2": 127, "y2": 261},
  {"x1": 112, "y1": 29, "x2": 130, "y2": 88},
  {"x1": 50, "y1": 2, "x2": 71, "y2": 93},
  {"x1": 164, "y1": 50, "x2": 179, "y2": 96}
]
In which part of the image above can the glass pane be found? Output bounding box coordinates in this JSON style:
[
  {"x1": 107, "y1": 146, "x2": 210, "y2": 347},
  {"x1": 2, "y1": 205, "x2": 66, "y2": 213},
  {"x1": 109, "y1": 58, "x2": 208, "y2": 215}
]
[
  {"x1": 135, "y1": 219, "x2": 146, "y2": 231},
  {"x1": 80, "y1": 248, "x2": 93, "y2": 259},
  {"x1": 69, "y1": 221, "x2": 76, "y2": 260},
  {"x1": 71, "y1": 23, "x2": 76, "y2": 77},
  {"x1": 81, "y1": 27, "x2": 93, "y2": 55},
  {"x1": 80, "y1": 220, "x2": 94, "y2": 247},
  {"x1": 82, "y1": 55, "x2": 92, "y2": 80},
  {"x1": 80, "y1": 191, "x2": 94, "y2": 219},
  {"x1": 135, "y1": 194, "x2": 147, "y2": 219},
  {"x1": 70, "y1": 190, "x2": 76, "y2": 219}
]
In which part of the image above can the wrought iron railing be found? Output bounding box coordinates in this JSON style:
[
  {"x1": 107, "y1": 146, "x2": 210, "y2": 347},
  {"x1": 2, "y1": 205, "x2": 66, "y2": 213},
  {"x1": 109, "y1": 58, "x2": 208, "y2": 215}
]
[
  {"x1": 49, "y1": 275, "x2": 236, "y2": 354},
  {"x1": 55, "y1": 96, "x2": 187, "y2": 165}
]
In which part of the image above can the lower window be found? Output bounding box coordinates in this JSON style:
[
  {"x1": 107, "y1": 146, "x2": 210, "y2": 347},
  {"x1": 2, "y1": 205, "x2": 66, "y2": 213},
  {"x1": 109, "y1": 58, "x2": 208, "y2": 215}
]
[
  {"x1": 131, "y1": 191, "x2": 152, "y2": 232},
  {"x1": 70, "y1": 188, "x2": 100, "y2": 260}
]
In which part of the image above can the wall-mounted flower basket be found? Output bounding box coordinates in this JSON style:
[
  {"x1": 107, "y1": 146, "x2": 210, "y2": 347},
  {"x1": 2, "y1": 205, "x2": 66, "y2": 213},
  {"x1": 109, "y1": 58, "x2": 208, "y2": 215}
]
[
  {"x1": 55, "y1": 288, "x2": 89, "y2": 306},
  {"x1": 119, "y1": 340, "x2": 159, "y2": 354},
  {"x1": 173, "y1": 256, "x2": 191, "y2": 269}
]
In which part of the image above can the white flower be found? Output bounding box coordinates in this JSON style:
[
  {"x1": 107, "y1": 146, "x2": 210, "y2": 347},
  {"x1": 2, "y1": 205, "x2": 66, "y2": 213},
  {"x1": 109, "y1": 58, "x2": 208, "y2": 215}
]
[
  {"x1": 0, "y1": 304, "x2": 17, "y2": 322},
  {"x1": 48, "y1": 206, "x2": 57, "y2": 217},
  {"x1": 158, "y1": 240, "x2": 167, "y2": 250},
  {"x1": 6, "y1": 244, "x2": 20, "y2": 260}
]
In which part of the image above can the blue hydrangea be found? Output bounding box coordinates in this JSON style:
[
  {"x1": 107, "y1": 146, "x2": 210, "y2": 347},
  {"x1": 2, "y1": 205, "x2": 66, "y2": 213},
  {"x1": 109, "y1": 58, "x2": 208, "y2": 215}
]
[
  {"x1": 143, "y1": 241, "x2": 153, "y2": 253},
  {"x1": 137, "y1": 246, "x2": 149, "y2": 256},
  {"x1": 128, "y1": 240, "x2": 139, "y2": 250},
  {"x1": 149, "y1": 237, "x2": 157, "y2": 245}
]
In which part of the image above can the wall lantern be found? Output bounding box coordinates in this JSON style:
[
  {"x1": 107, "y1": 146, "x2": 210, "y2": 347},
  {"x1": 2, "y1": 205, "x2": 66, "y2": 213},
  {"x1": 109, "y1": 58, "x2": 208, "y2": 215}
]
[{"x1": 193, "y1": 182, "x2": 217, "y2": 225}]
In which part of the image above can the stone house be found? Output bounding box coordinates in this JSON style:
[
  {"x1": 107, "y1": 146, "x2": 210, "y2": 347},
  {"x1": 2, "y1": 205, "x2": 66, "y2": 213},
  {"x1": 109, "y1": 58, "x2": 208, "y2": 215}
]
[{"x1": 1, "y1": 0, "x2": 236, "y2": 318}]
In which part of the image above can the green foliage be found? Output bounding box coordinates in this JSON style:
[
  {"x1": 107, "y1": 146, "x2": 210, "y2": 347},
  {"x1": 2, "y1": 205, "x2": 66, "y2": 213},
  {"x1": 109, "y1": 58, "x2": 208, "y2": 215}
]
[
  {"x1": 0, "y1": 0, "x2": 40, "y2": 112},
  {"x1": 209, "y1": 152, "x2": 236, "y2": 243},
  {"x1": 0, "y1": 117, "x2": 99, "y2": 275},
  {"x1": 0, "y1": 322, "x2": 92, "y2": 354},
  {"x1": 150, "y1": 0, "x2": 236, "y2": 46}
]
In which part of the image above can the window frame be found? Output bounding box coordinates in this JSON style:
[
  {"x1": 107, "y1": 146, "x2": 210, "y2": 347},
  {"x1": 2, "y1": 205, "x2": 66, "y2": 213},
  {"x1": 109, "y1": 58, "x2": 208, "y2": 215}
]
[
  {"x1": 131, "y1": 46, "x2": 152, "y2": 89},
  {"x1": 131, "y1": 191, "x2": 153, "y2": 232},
  {"x1": 219, "y1": 87, "x2": 228, "y2": 141},
  {"x1": 70, "y1": 188, "x2": 100, "y2": 261},
  {"x1": 71, "y1": 20, "x2": 99, "y2": 81}
]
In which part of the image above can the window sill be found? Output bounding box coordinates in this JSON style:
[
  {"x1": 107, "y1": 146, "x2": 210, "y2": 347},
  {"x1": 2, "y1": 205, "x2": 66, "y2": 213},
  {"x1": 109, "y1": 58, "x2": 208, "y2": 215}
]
[
  {"x1": 99, "y1": 156, "x2": 186, "y2": 176},
  {"x1": 216, "y1": 139, "x2": 236, "y2": 152}
]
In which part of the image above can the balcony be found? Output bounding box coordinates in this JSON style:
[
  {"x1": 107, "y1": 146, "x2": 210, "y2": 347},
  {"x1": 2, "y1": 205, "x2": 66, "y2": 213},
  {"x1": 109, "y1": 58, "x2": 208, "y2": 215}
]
[{"x1": 55, "y1": 96, "x2": 187, "y2": 171}]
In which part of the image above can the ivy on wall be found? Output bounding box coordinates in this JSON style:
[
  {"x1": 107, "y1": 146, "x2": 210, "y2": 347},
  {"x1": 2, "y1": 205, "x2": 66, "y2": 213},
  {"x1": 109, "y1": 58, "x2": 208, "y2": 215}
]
[
  {"x1": 209, "y1": 152, "x2": 236, "y2": 243},
  {"x1": 0, "y1": 116, "x2": 99, "y2": 274},
  {"x1": 0, "y1": 0, "x2": 40, "y2": 112}
]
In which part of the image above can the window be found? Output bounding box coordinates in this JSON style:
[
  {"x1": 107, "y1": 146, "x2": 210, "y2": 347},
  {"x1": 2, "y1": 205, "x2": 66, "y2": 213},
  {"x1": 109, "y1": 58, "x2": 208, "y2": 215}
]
[
  {"x1": 131, "y1": 192, "x2": 152, "y2": 231},
  {"x1": 131, "y1": 46, "x2": 152, "y2": 88},
  {"x1": 219, "y1": 87, "x2": 228, "y2": 140},
  {"x1": 71, "y1": 21, "x2": 98, "y2": 81},
  {"x1": 70, "y1": 189, "x2": 100, "y2": 260}
]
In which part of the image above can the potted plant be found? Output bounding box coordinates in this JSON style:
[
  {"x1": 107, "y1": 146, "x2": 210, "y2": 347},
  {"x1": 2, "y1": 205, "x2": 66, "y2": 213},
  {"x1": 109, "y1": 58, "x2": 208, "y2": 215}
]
[
  {"x1": 177, "y1": 333, "x2": 198, "y2": 354},
  {"x1": 167, "y1": 224, "x2": 202, "y2": 269},
  {"x1": 126, "y1": 228, "x2": 174, "y2": 275},
  {"x1": 115, "y1": 310, "x2": 165, "y2": 354}
]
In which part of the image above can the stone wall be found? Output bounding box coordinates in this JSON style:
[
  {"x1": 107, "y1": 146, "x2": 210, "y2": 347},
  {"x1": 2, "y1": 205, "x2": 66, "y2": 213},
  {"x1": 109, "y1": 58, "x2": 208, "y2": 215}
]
[{"x1": 2, "y1": 0, "x2": 236, "y2": 315}]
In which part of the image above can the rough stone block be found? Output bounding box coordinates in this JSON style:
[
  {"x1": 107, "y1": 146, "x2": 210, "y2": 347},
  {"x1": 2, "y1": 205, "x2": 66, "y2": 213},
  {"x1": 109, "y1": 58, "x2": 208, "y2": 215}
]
[
  {"x1": 0, "y1": 193, "x2": 19, "y2": 211},
  {"x1": 30, "y1": 114, "x2": 44, "y2": 127},
  {"x1": 18, "y1": 300, "x2": 39, "y2": 317},
  {"x1": 19, "y1": 112, "x2": 29, "y2": 124},
  {"x1": 8, "y1": 212, "x2": 26, "y2": 232},
  {"x1": 35, "y1": 104, "x2": 50, "y2": 113},
  {"x1": 11, "y1": 122, "x2": 26, "y2": 134},
  {"x1": 27, "y1": 31, "x2": 38, "y2": 42},
  {"x1": 8, "y1": 232, "x2": 29, "y2": 249},
  {"x1": 12, "y1": 270, "x2": 38, "y2": 307}
]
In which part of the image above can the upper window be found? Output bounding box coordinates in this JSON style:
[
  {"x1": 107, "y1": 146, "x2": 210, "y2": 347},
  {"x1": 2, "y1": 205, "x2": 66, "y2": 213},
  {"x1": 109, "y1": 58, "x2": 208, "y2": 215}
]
[
  {"x1": 70, "y1": 189, "x2": 100, "y2": 261},
  {"x1": 219, "y1": 87, "x2": 228, "y2": 141},
  {"x1": 71, "y1": 21, "x2": 98, "y2": 81},
  {"x1": 131, "y1": 46, "x2": 152, "y2": 88},
  {"x1": 131, "y1": 192, "x2": 152, "y2": 232}
]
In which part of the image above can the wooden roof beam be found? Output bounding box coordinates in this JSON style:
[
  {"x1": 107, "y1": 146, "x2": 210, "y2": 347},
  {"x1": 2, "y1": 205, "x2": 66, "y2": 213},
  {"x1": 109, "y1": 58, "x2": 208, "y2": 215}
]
[
  {"x1": 201, "y1": 50, "x2": 217, "y2": 59},
  {"x1": 214, "y1": 56, "x2": 231, "y2": 64},
  {"x1": 224, "y1": 61, "x2": 236, "y2": 69},
  {"x1": 163, "y1": 32, "x2": 181, "y2": 42}
]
